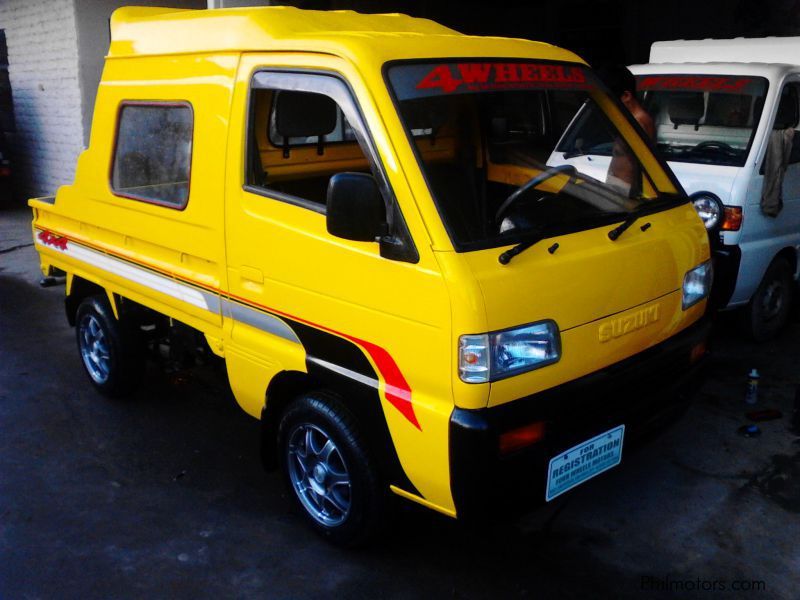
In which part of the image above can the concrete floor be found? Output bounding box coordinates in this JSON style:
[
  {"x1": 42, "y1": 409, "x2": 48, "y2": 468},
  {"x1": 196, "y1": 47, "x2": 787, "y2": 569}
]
[{"x1": 1, "y1": 206, "x2": 799, "y2": 599}]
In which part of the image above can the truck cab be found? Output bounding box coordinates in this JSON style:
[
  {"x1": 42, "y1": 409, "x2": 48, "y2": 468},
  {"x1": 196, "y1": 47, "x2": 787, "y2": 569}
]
[{"x1": 29, "y1": 6, "x2": 711, "y2": 545}]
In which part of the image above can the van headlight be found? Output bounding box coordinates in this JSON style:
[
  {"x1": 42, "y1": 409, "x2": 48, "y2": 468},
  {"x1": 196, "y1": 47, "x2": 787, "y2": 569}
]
[
  {"x1": 682, "y1": 260, "x2": 713, "y2": 310},
  {"x1": 459, "y1": 321, "x2": 561, "y2": 383},
  {"x1": 691, "y1": 192, "x2": 723, "y2": 231}
]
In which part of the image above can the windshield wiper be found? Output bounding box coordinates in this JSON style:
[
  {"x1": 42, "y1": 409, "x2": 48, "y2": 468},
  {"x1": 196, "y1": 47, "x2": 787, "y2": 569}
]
[
  {"x1": 607, "y1": 200, "x2": 668, "y2": 240},
  {"x1": 608, "y1": 216, "x2": 636, "y2": 241},
  {"x1": 607, "y1": 205, "x2": 647, "y2": 241},
  {"x1": 609, "y1": 193, "x2": 686, "y2": 241},
  {"x1": 498, "y1": 230, "x2": 546, "y2": 265}
]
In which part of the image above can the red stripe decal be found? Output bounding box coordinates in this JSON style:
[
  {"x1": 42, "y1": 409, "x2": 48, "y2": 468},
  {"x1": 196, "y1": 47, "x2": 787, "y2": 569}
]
[{"x1": 348, "y1": 338, "x2": 420, "y2": 430}]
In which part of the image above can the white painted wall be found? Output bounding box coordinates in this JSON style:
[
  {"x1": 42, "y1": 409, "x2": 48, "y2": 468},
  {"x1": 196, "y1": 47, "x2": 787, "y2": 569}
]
[
  {"x1": 0, "y1": 0, "x2": 205, "y2": 199},
  {"x1": 75, "y1": 0, "x2": 205, "y2": 145},
  {"x1": 0, "y1": 0, "x2": 84, "y2": 198}
]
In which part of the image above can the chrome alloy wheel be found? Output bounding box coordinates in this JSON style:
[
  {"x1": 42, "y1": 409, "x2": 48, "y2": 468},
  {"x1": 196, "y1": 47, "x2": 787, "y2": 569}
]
[
  {"x1": 78, "y1": 313, "x2": 111, "y2": 384},
  {"x1": 286, "y1": 423, "x2": 352, "y2": 527}
]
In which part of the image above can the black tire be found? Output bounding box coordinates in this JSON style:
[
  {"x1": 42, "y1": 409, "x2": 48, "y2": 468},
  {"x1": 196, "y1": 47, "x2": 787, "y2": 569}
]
[
  {"x1": 277, "y1": 391, "x2": 387, "y2": 547},
  {"x1": 745, "y1": 257, "x2": 794, "y2": 342},
  {"x1": 75, "y1": 295, "x2": 145, "y2": 397}
]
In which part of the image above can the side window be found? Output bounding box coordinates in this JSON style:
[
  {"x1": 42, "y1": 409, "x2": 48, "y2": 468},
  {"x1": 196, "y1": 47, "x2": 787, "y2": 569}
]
[
  {"x1": 111, "y1": 103, "x2": 193, "y2": 208},
  {"x1": 775, "y1": 83, "x2": 800, "y2": 164},
  {"x1": 245, "y1": 71, "x2": 418, "y2": 263},
  {"x1": 247, "y1": 84, "x2": 371, "y2": 211}
]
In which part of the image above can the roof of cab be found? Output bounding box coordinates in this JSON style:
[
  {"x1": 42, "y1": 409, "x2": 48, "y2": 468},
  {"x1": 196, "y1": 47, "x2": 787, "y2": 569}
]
[
  {"x1": 109, "y1": 6, "x2": 583, "y2": 65},
  {"x1": 630, "y1": 62, "x2": 798, "y2": 82}
]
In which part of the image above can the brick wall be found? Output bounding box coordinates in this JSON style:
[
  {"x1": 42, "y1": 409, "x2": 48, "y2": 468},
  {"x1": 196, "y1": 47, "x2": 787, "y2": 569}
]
[{"x1": 0, "y1": 0, "x2": 84, "y2": 200}]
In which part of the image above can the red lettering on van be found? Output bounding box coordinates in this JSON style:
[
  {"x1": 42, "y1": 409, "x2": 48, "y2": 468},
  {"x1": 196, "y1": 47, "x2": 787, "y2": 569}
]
[
  {"x1": 416, "y1": 65, "x2": 462, "y2": 93},
  {"x1": 638, "y1": 75, "x2": 753, "y2": 93},
  {"x1": 457, "y1": 63, "x2": 492, "y2": 85}
]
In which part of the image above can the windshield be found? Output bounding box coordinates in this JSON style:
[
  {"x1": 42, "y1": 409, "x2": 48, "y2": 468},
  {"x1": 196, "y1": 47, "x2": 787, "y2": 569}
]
[
  {"x1": 635, "y1": 74, "x2": 768, "y2": 167},
  {"x1": 387, "y1": 61, "x2": 681, "y2": 251}
]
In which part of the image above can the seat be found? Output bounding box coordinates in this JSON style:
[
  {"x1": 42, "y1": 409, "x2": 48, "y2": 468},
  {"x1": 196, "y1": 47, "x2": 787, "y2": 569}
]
[
  {"x1": 274, "y1": 90, "x2": 338, "y2": 157},
  {"x1": 668, "y1": 92, "x2": 704, "y2": 130}
]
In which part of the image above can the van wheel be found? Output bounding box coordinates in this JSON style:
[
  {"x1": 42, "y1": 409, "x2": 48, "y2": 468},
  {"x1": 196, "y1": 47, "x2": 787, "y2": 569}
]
[
  {"x1": 745, "y1": 258, "x2": 794, "y2": 342},
  {"x1": 75, "y1": 295, "x2": 144, "y2": 397},
  {"x1": 277, "y1": 391, "x2": 386, "y2": 547}
]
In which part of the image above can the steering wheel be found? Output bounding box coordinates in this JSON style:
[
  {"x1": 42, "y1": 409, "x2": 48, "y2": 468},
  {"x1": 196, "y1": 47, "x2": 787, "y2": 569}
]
[
  {"x1": 494, "y1": 164, "x2": 577, "y2": 225},
  {"x1": 691, "y1": 141, "x2": 735, "y2": 153}
]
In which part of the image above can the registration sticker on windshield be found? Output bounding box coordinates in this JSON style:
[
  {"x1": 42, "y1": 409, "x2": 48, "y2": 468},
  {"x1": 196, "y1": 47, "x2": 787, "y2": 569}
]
[{"x1": 545, "y1": 425, "x2": 625, "y2": 501}]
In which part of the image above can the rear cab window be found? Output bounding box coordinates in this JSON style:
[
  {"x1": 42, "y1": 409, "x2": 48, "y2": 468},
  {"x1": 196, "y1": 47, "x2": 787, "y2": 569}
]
[{"x1": 111, "y1": 102, "x2": 193, "y2": 208}]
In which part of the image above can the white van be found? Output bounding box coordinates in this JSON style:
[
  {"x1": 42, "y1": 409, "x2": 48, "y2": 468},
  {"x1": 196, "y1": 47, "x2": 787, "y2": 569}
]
[{"x1": 550, "y1": 38, "x2": 800, "y2": 340}]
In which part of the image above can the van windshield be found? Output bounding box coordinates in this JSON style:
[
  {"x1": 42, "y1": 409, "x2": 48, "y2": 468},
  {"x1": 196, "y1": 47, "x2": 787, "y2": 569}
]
[
  {"x1": 636, "y1": 74, "x2": 768, "y2": 167},
  {"x1": 387, "y1": 61, "x2": 681, "y2": 251}
]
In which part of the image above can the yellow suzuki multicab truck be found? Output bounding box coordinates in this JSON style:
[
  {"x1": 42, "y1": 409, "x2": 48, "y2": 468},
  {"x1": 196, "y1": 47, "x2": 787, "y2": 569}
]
[{"x1": 29, "y1": 6, "x2": 712, "y2": 544}]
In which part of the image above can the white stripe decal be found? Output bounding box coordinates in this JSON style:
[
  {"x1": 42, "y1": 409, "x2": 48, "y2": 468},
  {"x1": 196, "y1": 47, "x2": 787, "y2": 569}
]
[
  {"x1": 35, "y1": 231, "x2": 300, "y2": 347},
  {"x1": 307, "y1": 356, "x2": 381, "y2": 390},
  {"x1": 35, "y1": 230, "x2": 211, "y2": 312}
]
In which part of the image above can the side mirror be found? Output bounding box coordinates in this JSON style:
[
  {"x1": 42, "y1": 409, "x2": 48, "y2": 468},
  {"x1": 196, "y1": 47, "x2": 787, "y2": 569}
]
[{"x1": 326, "y1": 172, "x2": 387, "y2": 242}]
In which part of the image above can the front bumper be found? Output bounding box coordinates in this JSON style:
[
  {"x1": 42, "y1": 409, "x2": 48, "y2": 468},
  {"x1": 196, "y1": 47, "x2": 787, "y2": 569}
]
[{"x1": 449, "y1": 317, "x2": 711, "y2": 518}]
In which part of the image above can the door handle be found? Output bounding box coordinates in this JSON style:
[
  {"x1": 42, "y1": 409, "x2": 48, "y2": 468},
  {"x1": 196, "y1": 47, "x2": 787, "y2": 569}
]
[{"x1": 240, "y1": 265, "x2": 264, "y2": 284}]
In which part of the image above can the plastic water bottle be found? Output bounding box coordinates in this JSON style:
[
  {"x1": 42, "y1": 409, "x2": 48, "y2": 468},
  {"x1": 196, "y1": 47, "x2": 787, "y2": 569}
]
[{"x1": 745, "y1": 369, "x2": 760, "y2": 405}]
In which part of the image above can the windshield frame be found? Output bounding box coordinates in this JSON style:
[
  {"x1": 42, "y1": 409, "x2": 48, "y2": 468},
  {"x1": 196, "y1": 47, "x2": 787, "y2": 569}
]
[
  {"x1": 635, "y1": 74, "x2": 770, "y2": 168},
  {"x1": 383, "y1": 57, "x2": 689, "y2": 253}
]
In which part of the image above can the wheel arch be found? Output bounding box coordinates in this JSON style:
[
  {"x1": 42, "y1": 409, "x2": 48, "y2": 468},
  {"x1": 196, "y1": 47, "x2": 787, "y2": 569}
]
[
  {"x1": 774, "y1": 246, "x2": 798, "y2": 277},
  {"x1": 260, "y1": 368, "x2": 420, "y2": 497},
  {"x1": 65, "y1": 275, "x2": 118, "y2": 326},
  {"x1": 261, "y1": 370, "x2": 321, "y2": 470}
]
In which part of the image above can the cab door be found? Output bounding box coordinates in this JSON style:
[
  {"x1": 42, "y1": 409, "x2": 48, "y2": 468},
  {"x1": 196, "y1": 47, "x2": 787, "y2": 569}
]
[{"x1": 222, "y1": 54, "x2": 455, "y2": 514}]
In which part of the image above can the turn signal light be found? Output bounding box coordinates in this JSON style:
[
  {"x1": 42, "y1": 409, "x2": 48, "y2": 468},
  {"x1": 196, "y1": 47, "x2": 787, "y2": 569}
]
[
  {"x1": 721, "y1": 206, "x2": 742, "y2": 231},
  {"x1": 498, "y1": 421, "x2": 546, "y2": 455}
]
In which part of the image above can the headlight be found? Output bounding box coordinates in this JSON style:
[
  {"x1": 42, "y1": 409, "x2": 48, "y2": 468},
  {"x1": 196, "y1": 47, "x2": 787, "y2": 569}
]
[
  {"x1": 459, "y1": 321, "x2": 561, "y2": 383},
  {"x1": 691, "y1": 192, "x2": 723, "y2": 231},
  {"x1": 682, "y1": 260, "x2": 714, "y2": 310}
]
